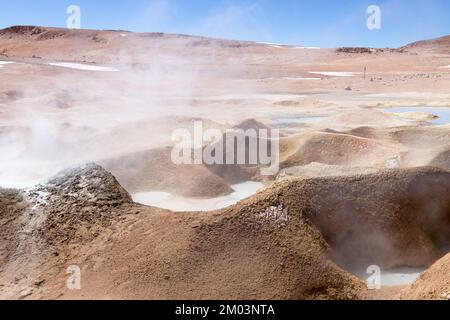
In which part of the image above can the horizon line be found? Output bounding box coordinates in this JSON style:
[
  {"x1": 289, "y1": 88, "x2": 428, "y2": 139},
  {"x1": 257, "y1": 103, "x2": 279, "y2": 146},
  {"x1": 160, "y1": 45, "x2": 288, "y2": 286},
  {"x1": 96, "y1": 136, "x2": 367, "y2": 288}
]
[{"x1": 1, "y1": 24, "x2": 448, "y2": 50}]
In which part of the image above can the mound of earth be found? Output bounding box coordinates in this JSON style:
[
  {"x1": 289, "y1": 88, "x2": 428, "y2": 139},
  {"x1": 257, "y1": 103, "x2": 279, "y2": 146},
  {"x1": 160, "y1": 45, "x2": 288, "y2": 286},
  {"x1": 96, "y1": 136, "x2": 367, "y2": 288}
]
[
  {"x1": 3, "y1": 164, "x2": 450, "y2": 300},
  {"x1": 54, "y1": 166, "x2": 448, "y2": 300},
  {"x1": 0, "y1": 188, "x2": 35, "y2": 299},
  {"x1": 403, "y1": 35, "x2": 450, "y2": 53},
  {"x1": 328, "y1": 109, "x2": 400, "y2": 127},
  {"x1": 57, "y1": 199, "x2": 364, "y2": 300},
  {"x1": 263, "y1": 167, "x2": 450, "y2": 270},
  {"x1": 277, "y1": 163, "x2": 379, "y2": 180},
  {"x1": 98, "y1": 118, "x2": 262, "y2": 194},
  {"x1": 13, "y1": 166, "x2": 362, "y2": 300},
  {"x1": 0, "y1": 163, "x2": 132, "y2": 247},
  {"x1": 0, "y1": 163, "x2": 364, "y2": 300},
  {"x1": 400, "y1": 253, "x2": 450, "y2": 300},
  {"x1": 31, "y1": 163, "x2": 132, "y2": 243},
  {"x1": 346, "y1": 126, "x2": 381, "y2": 139},
  {"x1": 344, "y1": 126, "x2": 449, "y2": 151},
  {"x1": 0, "y1": 188, "x2": 27, "y2": 261},
  {"x1": 429, "y1": 149, "x2": 450, "y2": 171},
  {"x1": 280, "y1": 132, "x2": 398, "y2": 168},
  {"x1": 389, "y1": 126, "x2": 450, "y2": 149},
  {"x1": 233, "y1": 118, "x2": 270, "y2": 131},
  {"x1": 100, "y1": 148, "x2": 234, "y2": 197},
  {"x1": 0, "y1": 163, "x2": 132, "y2": 298},
  {"x1": 205, "y1": 119, "x2": 275, "y2": 183}
]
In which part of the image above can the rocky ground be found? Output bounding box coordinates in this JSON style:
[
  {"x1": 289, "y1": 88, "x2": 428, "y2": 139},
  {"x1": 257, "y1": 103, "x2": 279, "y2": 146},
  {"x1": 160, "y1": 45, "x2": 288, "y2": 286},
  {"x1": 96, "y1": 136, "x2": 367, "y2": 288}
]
[
  {"x1": 400, "y1": 253, "x2": 450, "y2": 300},
  {"x1": 0, "y1": 164, "x2": 449, "y2": 300}
]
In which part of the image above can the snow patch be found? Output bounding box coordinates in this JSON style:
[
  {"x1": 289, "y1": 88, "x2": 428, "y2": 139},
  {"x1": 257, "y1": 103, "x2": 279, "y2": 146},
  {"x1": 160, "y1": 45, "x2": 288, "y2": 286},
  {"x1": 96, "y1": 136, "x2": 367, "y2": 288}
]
[
  {"x1": 257, "y1": 42, "x2": 320, "y2": 50},
  {"x1": 309, "y1": 71, "x2": 359, "y2": 77},
  {"x1": 293, "y1": 46, "x2": 321, "y2": 50},
  {"x1": 0, "y1": 61, "x2": 15, "y2": 68},
  {"x1": 47, "y1": 62, "x2": 119, "y2": 72},
  {"x1": 281, "y1": 77, "x2": 321, "y2": 81}
]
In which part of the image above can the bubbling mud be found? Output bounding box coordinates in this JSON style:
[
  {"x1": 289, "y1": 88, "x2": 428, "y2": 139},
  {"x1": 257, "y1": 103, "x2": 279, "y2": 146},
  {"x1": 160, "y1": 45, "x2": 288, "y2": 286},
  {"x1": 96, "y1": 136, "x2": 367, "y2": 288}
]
[
  {"x1": 355, "y1": 268, "x2": 426, "y2": 286},
  {"x1": 132, "y1": 181, "x2": 263, "y2": 212}
]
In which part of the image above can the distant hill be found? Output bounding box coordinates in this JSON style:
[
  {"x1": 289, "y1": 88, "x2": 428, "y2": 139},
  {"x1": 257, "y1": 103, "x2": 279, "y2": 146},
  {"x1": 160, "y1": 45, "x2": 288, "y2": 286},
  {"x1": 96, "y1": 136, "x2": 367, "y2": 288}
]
[
  {"x1": 0, "y1": 25, "x2": 270, "y2": 63},
  {"x1": 0, "y1": 25, "x2": 261, "y2": 47},
  {"x1": 402, "y1": 35, "x2": 450, "y2": 53}
]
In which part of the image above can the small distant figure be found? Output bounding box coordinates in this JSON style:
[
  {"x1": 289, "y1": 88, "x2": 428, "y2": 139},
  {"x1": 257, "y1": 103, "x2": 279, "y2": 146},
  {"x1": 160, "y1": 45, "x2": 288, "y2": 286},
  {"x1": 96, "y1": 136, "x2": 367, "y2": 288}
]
[{"x1": 364, "y1": 66, "x2": 367, "y2": 80}]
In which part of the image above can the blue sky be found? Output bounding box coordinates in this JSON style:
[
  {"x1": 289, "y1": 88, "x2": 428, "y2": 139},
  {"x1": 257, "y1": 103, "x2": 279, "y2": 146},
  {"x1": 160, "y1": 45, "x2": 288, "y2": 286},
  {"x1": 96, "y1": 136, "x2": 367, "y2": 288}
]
[{"x1": 0, "y1": 0, "x2": 449, "y2": 48}]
